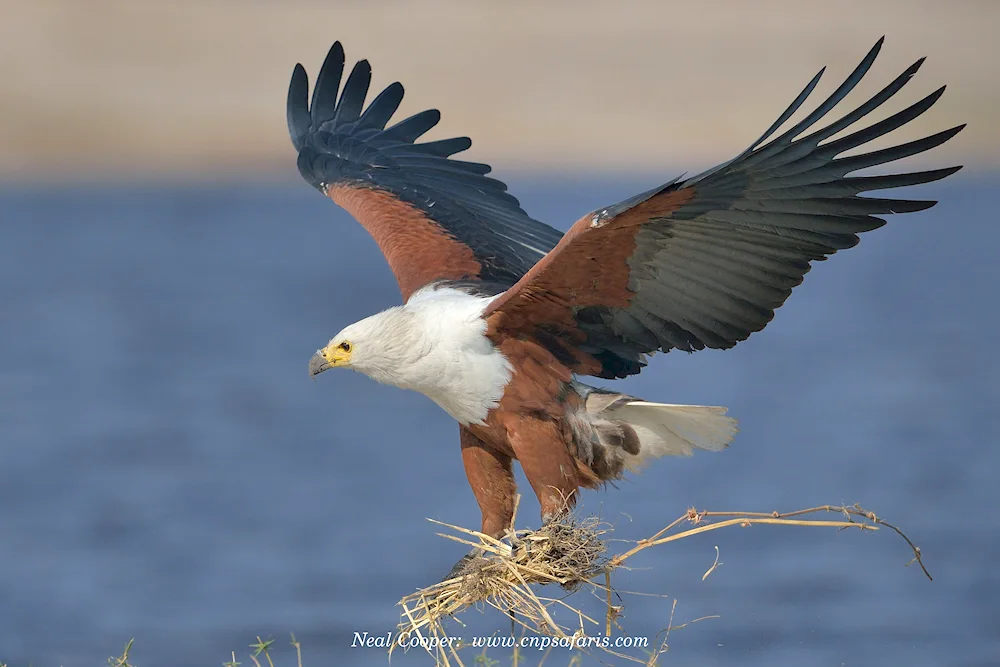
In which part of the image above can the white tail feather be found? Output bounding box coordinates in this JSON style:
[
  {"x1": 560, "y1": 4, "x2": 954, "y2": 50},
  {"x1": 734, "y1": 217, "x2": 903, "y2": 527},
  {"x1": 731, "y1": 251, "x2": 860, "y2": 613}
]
[{"x1": 606, "y1": 401, "x2": 739, "y2": 469}]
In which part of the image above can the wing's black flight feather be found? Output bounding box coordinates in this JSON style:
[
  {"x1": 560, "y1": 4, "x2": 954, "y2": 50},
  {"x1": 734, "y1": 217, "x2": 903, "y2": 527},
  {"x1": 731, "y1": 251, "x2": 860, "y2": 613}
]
[
  {"x1": 287, "y1": 42, "x2": 564, "y2": 289},
  {"x1": 568, "y1": 39, "x2": 964, "y2": 378}
]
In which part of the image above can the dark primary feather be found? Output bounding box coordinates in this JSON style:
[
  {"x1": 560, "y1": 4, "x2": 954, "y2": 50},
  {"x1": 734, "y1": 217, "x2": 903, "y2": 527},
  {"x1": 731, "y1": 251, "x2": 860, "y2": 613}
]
[
  {"x1": 488, "y1": 38, "x2": 964, "y2": 379},
  {"x1": 287, "y1": 42, "x2": 564, "y2": 290}
]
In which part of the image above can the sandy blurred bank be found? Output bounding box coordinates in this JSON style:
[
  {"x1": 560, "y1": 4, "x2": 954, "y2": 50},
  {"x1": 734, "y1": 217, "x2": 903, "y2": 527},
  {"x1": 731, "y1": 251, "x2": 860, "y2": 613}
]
[{"x1": 2, "y1": 0, "x2": 996, "y2": 181}]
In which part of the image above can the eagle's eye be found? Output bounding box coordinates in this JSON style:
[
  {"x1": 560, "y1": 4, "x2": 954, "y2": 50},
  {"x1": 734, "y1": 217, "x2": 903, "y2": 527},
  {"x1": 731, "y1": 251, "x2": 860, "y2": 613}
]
[{"x1": 339, "y1": 341, "x2": 352, "y2": 353}]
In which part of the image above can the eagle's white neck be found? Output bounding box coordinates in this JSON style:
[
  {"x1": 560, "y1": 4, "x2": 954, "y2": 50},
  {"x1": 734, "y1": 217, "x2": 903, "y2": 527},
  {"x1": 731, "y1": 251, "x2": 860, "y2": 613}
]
[{"x1": 340, "y1": 287, "x2": 513, "y2": 425}]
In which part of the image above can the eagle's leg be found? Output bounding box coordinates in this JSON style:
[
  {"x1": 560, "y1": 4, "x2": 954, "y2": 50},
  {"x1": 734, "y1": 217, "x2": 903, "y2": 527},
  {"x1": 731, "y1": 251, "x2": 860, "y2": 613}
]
[
  {"x1": 508, "y1": 417, "x2": 581, "y2": 527},
  {"x1": 441, "y1": 426, "x2": 516, "y2": 582}
]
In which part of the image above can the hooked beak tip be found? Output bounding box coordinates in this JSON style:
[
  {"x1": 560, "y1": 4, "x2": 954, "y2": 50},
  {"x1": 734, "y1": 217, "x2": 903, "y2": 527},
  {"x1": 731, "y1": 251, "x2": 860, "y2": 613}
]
[{"x1": 309, "y1": 351, "x2": 331, "y2": 378}]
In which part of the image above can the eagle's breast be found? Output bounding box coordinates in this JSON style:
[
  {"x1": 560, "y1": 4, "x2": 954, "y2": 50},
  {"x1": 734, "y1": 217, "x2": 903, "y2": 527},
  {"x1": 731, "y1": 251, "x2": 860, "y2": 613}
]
[{"x1": 391, "y1": 286, "x2": 514, "y2": 425}]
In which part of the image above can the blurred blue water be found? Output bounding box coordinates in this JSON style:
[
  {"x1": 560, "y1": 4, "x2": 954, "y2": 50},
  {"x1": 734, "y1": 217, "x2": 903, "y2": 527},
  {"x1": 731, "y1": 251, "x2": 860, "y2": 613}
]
[{"x1": 0, "y1": 175, "x2": 997, "y2": 667}]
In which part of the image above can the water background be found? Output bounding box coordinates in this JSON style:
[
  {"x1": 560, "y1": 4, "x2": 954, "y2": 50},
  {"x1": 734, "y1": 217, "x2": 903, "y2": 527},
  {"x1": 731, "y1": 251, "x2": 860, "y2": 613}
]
[{"x1": 2, "y1": 174, "x2": 997, "y2": 666}]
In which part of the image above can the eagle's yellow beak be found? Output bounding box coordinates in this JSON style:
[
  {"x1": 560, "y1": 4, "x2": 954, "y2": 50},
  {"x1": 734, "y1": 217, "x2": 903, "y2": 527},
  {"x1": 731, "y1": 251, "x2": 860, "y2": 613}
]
[{"x1": 308, "y1": 345, "x2": 351, "y2": 377}]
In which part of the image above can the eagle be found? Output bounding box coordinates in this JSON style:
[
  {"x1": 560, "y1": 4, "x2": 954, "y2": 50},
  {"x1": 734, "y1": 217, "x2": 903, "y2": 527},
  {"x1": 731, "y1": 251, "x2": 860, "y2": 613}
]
[{"x1": 288, "y1": 38, "x2": 962, "y2": 576}]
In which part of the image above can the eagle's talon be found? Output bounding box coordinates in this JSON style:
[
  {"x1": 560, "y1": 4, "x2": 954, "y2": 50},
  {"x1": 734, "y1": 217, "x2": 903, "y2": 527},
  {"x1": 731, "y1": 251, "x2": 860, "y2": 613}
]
[
  {"x1": 441, "y1": 547, "x2": 485, "y2": 583},
  {"x1": 541, "y1": 510, "x2": 569, "y2": 527}
]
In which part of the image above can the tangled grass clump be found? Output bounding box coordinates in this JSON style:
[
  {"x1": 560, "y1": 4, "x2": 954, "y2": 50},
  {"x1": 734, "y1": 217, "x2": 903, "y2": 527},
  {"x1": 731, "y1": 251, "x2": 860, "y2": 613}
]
[{"x1": 394, "y1": 498, "x2": 930, "y2": 666}]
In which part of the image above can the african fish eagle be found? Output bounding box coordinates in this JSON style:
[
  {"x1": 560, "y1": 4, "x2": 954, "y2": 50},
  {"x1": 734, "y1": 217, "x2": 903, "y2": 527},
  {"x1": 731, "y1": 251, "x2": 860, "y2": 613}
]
[{"x1": 288, "y1": 38, "x2": 963, "y2": 576}]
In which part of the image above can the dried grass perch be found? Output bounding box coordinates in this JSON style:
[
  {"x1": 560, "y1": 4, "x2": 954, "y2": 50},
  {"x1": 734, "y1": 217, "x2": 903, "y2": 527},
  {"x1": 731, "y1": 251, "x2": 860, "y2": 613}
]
[{"x1": 394, "y1": 498, "x2": 929, "y2": 666}]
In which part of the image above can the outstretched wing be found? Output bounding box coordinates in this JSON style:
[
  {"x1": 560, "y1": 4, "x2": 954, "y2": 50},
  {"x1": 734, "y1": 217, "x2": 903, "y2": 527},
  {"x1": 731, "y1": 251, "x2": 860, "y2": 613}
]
[
  {"x1": 484, "y1": 38, "x2": 965, "y2": 379},
  {"x1": 288, "y1": 42, "x2": 564, "y2": 300}
]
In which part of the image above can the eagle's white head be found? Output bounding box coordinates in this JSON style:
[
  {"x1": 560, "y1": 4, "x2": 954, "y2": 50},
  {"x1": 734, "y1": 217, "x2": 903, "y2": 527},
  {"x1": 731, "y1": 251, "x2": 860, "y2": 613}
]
[{"x1": 308, "y1": 306, "x2": 429, "y2": 388}]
